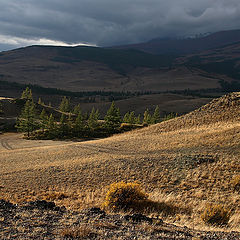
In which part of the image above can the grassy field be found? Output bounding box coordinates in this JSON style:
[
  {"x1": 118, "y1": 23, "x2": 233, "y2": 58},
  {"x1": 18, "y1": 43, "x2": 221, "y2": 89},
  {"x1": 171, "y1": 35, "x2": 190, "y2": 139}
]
[{"x1": 1, "y1": 92, "x2": 240, "y2": 231}]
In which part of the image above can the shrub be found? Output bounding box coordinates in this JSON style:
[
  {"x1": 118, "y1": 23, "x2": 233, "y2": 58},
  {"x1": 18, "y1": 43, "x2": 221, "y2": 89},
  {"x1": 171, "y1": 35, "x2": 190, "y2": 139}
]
[
  {"x1": 60, "y1": 226, "x2": 94, "y2": 238},
  {"x1": 201, "y1": 204, "x2": 230, "y2": 226},
  {"x1": 232, "y1": 175, "x2": 240, "y2": 192},
  {"x1": 103, "y1": 181, "x2": 148, "y2": 211}
]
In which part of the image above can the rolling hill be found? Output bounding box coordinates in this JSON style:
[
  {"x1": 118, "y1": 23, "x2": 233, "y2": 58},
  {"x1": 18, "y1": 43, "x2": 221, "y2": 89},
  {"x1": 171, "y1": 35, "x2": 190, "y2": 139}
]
[
  {"x1": 0, "y1": 45, "x2": 221, "y2": 94},
  {"x1": 0, "y1": 92, "x2": 240, "y2": 231}
]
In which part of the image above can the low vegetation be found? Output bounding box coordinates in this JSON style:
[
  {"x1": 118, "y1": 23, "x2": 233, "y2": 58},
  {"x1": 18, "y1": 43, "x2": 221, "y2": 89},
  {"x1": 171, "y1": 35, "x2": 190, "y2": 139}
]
[
  {"x1": 232, "y1": 175, "x2": 240, "y2": 192},
  {"x1": 201, "y1": 204, "x2": 231, "y2": 226},
  {"x1": 103, "y1": 181, "x2": 148, "y2": 211}
]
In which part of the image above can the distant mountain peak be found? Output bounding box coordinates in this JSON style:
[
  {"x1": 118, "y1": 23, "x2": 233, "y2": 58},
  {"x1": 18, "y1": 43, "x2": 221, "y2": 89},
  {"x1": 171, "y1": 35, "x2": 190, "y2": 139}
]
[{"x1": 112, "y1": 29, "x2": 240, "y2": 55}]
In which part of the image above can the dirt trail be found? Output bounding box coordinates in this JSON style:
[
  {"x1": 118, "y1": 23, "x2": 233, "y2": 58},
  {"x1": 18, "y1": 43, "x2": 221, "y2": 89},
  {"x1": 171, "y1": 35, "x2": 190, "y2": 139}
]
[
  {"x1": 0, "y1": 138, "x2": 13, "y2": 150},
  {"x1": 0, "y1": 133, "x2": 74, "y2": 152}
]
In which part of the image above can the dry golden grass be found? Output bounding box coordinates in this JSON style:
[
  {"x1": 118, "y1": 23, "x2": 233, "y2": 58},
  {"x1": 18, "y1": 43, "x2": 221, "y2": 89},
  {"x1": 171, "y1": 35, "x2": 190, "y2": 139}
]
[
  {"x1": 1, "y1": 92, "x2": 240, "y2": 231},
  {"x1": 60, "y1": 225, "x2": 95, "y2": 238}
]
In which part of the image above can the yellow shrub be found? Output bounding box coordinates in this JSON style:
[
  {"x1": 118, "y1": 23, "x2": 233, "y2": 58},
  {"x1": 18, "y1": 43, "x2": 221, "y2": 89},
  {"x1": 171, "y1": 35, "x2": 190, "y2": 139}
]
[
  {"x1": 232, "y1": 175, "x2": 240, "y2": 192},
  {"x1": 201, "y1": 204, "x2": 230, "y2": 226},
  {"x1": 103, "y1": 181, "x2": 148, "y2": 211}
]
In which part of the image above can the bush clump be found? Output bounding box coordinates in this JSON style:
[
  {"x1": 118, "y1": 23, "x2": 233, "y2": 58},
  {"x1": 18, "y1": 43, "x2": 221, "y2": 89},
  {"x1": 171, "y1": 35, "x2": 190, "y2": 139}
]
[
  {"x1": 232, "y1": 175, "x2": 240, "y2": 192},
  {"x1": 201, "y1": 204, "x2": 231, "y2": 226},
  {"x1": 103, "y1": 181, "x2": 148, "y2": 211}
]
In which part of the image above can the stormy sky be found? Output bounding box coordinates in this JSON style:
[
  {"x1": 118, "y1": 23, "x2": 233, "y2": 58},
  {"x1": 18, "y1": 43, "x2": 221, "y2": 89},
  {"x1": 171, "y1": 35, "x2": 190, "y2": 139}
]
[{"x1": 0, "y1": 0, "x2": 240, "y2": 51}]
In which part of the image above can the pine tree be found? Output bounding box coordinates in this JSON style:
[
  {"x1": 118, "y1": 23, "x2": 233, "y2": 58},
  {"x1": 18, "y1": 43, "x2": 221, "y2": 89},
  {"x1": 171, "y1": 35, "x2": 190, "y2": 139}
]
[
  {"x1": 16, "y1": 100, "x2": 37, "y2": 138},
  {"x1": 38, "y1": 97, "x2": 42, "y2": 105},
  {"x1": 39, "y1": 109, "x2": 48, "y2": 129},
  {"x1": 143, "y1": 108, "x2": 152, "y2": 125},
  {"x1": 46, "y1": 114, "x2": 56, "y2": 138},
  {"x1": 88, "y1": 107, "x2": 99, "y2": 130},
  {"x1": 129, "y1": 111, "x2": 136, "y2": 124},
  {"x1": 73, "y1": 104, "x2": 81, "y2": 115},
  {"x1": 123, "y1": 112, "x2": 130, "y2": 123},
  {"x1": 104, "y1": 102, "x2": 121, "y2": 131},
  {"x1": 74, "y1": 111, "x2": 84, "y2": 136},
  {"x1": 21, "y1": 87, "x2": 33, "y2": 100},
  {"x1": 59, "y1": 96, "x2": 70, "y2": 112},
  {"x1": 58, "y1": 114, "x2": 71, "y2": 137},
  {"x1": 152, "y1": 106, "x2": 161, "y2": 124},
  {"x1": 67, "y1": 114, "x2": 73, "y2": 136},
  {"x1": 136, "y1": 114, "x2": 141, "y2": 124}
]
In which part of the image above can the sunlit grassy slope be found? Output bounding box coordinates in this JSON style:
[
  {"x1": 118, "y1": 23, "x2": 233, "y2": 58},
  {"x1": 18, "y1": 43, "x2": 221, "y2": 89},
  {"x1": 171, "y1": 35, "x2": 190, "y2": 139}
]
[{"x1": 1, "y1": 92, "x2": 240, "y2": 230}]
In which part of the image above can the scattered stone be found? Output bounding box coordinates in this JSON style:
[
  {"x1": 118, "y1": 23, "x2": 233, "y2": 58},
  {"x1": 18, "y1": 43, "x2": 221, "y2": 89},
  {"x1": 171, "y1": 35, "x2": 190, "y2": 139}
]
[
  {"x1": 0, "y1": 200, "x2": 239, "y2": 239},
  {"x1": 23, "y1": 200, "x2": 64, "y2": 211},
  {"x1": 124, "y1": 213, "x2": 153, "y2": 223},
  {"x1": 193, "y1": 154, "x2": 217, "y2": 165},
  {"x1": 83, "y1": 207, "x2": 106, "y2": 218},
  {"x1": 0, "y1": 199, "x2": 16, "y2": 209}
]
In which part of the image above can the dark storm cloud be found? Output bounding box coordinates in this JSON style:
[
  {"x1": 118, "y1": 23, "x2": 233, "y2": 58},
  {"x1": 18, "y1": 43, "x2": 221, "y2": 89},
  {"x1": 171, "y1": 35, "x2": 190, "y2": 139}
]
[{"x1": 0, "y1": 0, "x2": 240, "y2": 50}]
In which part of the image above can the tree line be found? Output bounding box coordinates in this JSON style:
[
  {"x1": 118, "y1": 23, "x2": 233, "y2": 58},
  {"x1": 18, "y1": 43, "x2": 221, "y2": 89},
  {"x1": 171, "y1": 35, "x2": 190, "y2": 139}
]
[{"x1": 16, "y1": 87, "x2": 176, "y2": 139}]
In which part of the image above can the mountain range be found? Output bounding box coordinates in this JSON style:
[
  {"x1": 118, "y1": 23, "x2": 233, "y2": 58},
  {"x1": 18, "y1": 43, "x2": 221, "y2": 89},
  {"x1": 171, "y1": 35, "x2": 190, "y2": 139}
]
[{"x1": 0, "y1": 29, "x2": 240, "y2": 100}]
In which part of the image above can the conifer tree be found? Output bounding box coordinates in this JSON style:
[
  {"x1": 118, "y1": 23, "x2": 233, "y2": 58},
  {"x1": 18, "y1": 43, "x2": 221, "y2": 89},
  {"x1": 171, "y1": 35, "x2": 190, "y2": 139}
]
[
  {"x1": 39, "y1": 109, "x2": 48, "y2": 129},
  {"x1": 74, "y1": 111, "x2": 84, "y2": 135},
  {"x1": 136, "y1": 114, "x2": 141, "y2": 124},
  {"x1": 21, "y1": 87, "x2": 33, "y2": 100},
  {"x1": 16, "y1": 100, "x2": 37, "y2": 138},
  {"x1": 67, "y1": 114, "x2": 73, "y2": 135},
  {"x1": 46, "y1": 114, "x2": 56, "y2": 138},
  {"x1": 58, "y1": 114, "x2": 67, "y2": 137},
  {"x1": 123, "y1": 112, "x2": 130, "y2": 123},
  {"x1": 143, "y1": 108, "x2": 152, "y2": 125},
  {"x1": 152, "y1": 106, "x2": 161, "y2": 124},
  {"x1": 73, "y1": 104, "x2": 81, "y2": 115},
  {"x1": 88, "y1": 107, "x2": 99, "y2": 130},
  {"x1": 104, "y1": 102, "x2": 121, "y2": 131},
  {"x1": 59, "y1": 96, "x2": 70, "y2": 112},
  {"x1": 129, "y1": 111, "x2": 136, "y2": 124},
  {"x1": 0, "y1": 102, "x2": 2, "y2": 114},
  {"x1": 38, "y1": 97, "x2": 42, "y2": 105}
]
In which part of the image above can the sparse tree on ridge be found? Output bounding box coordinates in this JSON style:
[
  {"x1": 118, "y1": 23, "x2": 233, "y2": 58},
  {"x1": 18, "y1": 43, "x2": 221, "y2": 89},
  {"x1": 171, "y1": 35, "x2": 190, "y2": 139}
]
[
  {"x1": 123, "y1": 112, "x2": 130, "y2": 123},
  {"x1": 21, "y1": 87, "x2": 33, "y2": 100},
  {"x1": 136, "y1": 114, "x2": 141, "y2": 124},
  {"x1": 15, "y1": 100, "x2": 37, "y2": 138},
  {"x1": 128, "y1": 111, "x2": 137, "y2": 124},
  {"x1": 152, "y1": 106, "x2": 161, "y2": 124},
  {"x1": 59, "y1": 96, "x2": 70, "y2": 112},
  {"x1": 74, "y1": 111, "x2": 84, "y2": 136},
  {"x1": 104, "y1": 101, "x2": 121, "y2": 131},
  {"x1": 88, "y1": 107, "x2": 100, "y2": 130},
  {"x1": 73, "y1": 104, "x2": 81, "y2": 115},
  {"x1": 143, "y1": 108, "x2": 152, "y2": 125},
  {"x1": 58, "y1": 114, "x2": 68, "y2": 137},
  {"x1": 39, "y1": 109, "x2": 48, "y2": 130},
  {"x1": 38, "y1": 97, "x2": 42, "y2": 105},
  {"x1": 46, "y1": 114, "x2": 57, "y2": 137}
]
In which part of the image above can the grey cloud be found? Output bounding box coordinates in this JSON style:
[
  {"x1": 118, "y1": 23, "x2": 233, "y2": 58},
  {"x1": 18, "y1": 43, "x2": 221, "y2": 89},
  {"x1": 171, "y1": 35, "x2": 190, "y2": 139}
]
[{"x1": 0, "y1": 0, "x2": 240, "y2": 50}]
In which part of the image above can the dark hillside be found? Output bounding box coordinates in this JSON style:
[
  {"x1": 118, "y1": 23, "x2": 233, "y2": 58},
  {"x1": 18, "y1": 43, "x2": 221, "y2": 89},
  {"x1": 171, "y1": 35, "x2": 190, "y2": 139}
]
[{"x1": 112, "y1": 29, "x2": 240, "y2": 55}]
